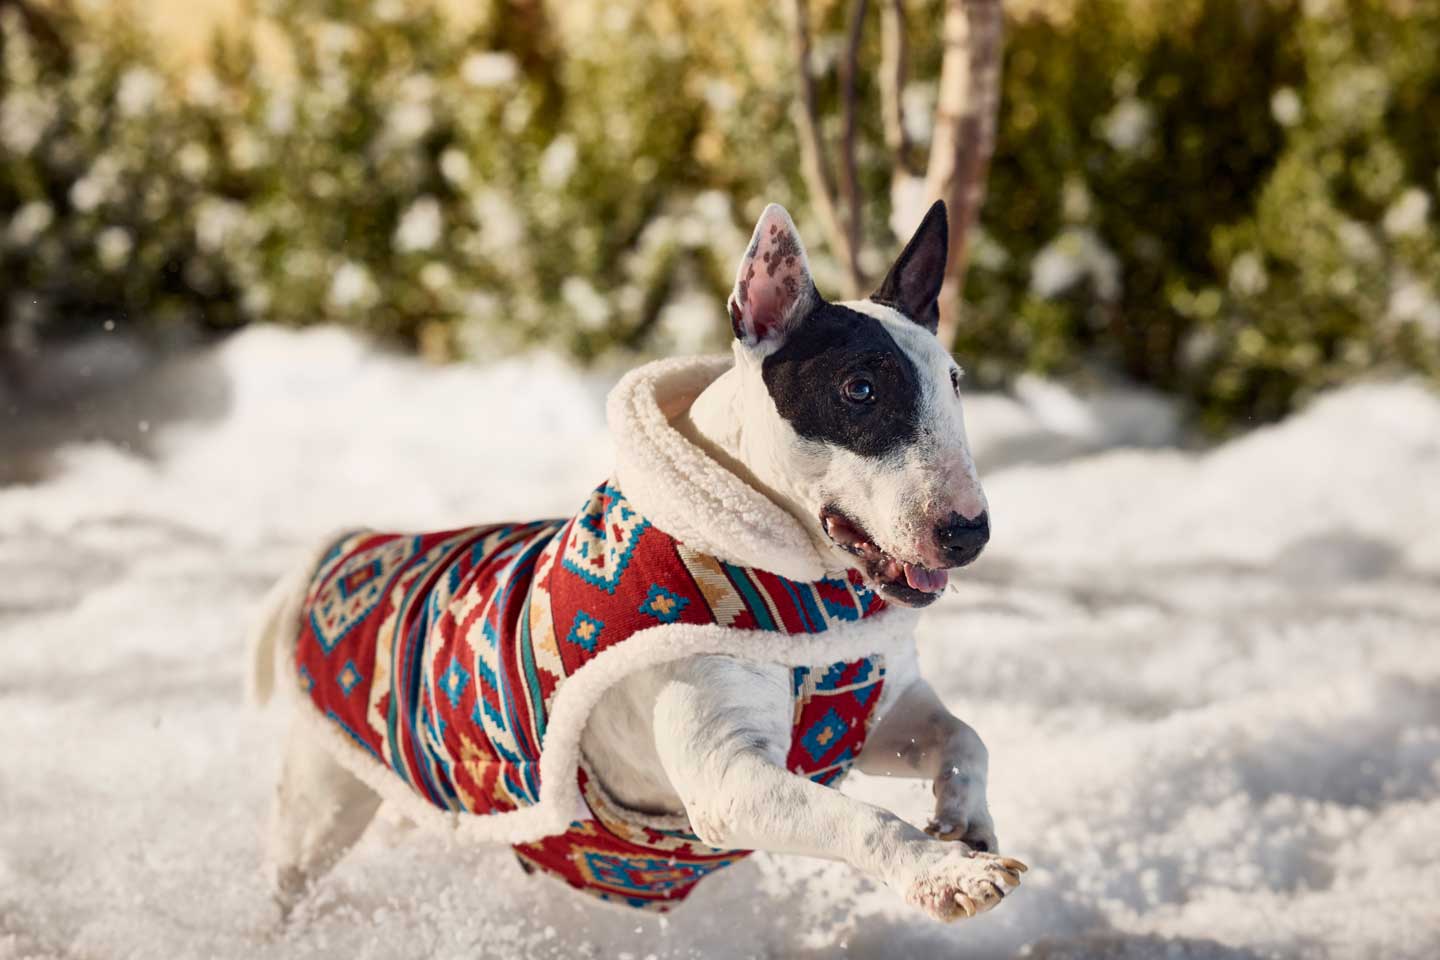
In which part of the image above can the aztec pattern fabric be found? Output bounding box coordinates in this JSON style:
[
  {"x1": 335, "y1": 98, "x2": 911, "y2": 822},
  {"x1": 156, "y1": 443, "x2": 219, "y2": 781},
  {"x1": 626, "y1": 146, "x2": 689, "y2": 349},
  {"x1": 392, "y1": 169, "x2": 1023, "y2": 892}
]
[
  {"x1": 513, "y1": 657, "x2": 886, "y2": 911},
  {"x1": 295, "y1": 479, "x2": 889, "y2": 910}
]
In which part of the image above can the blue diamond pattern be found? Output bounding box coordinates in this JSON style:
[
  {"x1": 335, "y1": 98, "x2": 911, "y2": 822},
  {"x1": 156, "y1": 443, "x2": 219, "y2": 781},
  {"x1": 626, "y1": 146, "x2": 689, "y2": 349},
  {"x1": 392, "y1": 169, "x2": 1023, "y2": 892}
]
[
  {"x1": 440, "y1": 658, "x2": 470, "y2": 709},
  {"x1": 566, "y1": 611, "x2": 605, "y2": 652},
  {"x1": 798, "y1": 707, "x2": 848, "y2": 763},
  {"x1": 336, "y1": 659, "x2": 362, "y2": 696},
  {"x1": 638, "y1": 584, "x2": 690, "y2": 623}
]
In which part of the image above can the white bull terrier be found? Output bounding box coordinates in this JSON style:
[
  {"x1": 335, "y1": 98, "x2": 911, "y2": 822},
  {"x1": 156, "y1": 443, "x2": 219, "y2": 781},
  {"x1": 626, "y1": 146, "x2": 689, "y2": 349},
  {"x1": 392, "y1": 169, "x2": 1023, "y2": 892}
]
[{"x1": 249, "y1": 199, "x2": 1025, "y2": 922}]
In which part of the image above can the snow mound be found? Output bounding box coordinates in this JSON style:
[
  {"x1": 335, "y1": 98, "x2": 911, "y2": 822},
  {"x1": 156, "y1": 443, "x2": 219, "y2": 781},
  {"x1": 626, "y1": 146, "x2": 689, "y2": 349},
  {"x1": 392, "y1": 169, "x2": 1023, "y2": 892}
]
[{"x1": 1, "y1": 327, "x2": 1436, "y2": 959}]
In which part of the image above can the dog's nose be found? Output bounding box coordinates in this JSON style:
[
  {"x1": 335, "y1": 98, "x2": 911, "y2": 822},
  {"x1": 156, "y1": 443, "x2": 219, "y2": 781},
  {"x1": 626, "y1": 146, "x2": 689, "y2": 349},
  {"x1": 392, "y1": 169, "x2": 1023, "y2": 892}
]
[{"x1": 935, "y1": 511, "x2": 989, "y2": 567}]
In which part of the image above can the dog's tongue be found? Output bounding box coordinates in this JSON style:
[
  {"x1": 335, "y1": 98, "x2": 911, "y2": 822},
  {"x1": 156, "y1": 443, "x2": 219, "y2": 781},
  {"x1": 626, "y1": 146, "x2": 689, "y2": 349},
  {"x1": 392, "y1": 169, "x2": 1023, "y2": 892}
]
[{"x1": 904, "y1": 563, "x2": 949, "y2": 593}]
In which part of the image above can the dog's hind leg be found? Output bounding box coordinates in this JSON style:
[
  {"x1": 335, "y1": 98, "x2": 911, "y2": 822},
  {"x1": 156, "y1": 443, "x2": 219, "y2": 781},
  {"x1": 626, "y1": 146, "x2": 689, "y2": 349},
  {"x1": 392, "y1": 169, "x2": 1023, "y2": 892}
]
[{"x1": 266, "y1": 719, "x2": 382, "y2": 915}]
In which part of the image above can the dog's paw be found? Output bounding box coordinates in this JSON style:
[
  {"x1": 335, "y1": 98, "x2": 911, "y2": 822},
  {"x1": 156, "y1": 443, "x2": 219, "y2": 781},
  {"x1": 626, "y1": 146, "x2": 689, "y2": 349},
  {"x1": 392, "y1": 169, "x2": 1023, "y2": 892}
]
[
  {"x1": 925, "y1": 815, "x2": 998, "y2": 853},
  {"x1": 930, "y1": 762, "x2": 998, "y2": 852},
  {"x1": 904, "y1": 848, "x2": 1027, "y2": 922}
]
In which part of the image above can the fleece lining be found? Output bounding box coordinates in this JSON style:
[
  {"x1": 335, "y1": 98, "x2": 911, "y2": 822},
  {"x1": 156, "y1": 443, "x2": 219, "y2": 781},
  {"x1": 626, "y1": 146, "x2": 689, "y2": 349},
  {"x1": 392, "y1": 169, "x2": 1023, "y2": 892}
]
[{"x1": 269, "y1": 357, "x2": 919, "y2": 853}]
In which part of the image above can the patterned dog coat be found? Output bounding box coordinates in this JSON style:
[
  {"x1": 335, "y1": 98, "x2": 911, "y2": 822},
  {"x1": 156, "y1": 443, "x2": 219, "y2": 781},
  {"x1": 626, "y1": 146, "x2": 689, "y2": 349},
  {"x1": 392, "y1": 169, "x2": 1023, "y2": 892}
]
[{"x1": 285, "y1": 356, "x2": 919, "y2": 912}]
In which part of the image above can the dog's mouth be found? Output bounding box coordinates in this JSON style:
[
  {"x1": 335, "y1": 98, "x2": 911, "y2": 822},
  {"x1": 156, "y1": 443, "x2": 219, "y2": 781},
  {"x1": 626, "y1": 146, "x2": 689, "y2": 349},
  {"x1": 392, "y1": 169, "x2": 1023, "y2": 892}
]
[{"x1": 820, "y1": 506, "x2": 947, "y2": 608}]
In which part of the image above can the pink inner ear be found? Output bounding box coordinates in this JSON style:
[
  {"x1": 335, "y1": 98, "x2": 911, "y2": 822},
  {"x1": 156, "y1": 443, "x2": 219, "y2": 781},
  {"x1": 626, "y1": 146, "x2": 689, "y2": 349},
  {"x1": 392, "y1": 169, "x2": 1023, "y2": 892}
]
[{"x1": 737, "y1": 220, "x2": 808, "y2": 342}]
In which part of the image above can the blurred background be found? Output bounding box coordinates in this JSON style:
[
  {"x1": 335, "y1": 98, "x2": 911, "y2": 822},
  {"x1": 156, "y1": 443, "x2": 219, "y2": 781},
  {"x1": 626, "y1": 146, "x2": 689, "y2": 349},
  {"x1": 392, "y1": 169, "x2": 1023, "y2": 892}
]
[
  {"x1": 3, "y1": 0, "x2": 1436, "y2": 436},
  {"x1": 3, "y1": 2, "x2": 1439, "y2": 958}
]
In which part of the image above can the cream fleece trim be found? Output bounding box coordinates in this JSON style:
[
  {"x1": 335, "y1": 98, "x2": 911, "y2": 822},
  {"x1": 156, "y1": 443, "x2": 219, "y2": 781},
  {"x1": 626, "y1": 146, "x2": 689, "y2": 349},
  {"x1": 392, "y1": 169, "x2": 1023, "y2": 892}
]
[
  {"x1": 278, "y1": 583, "x2": 920, "y2": 846},
  {"x1": 261, "y1": 354, "x2": 921, "y2": 846},
  {"x1": 607, "y1": 355, "x2": 833, "y2": 582}
]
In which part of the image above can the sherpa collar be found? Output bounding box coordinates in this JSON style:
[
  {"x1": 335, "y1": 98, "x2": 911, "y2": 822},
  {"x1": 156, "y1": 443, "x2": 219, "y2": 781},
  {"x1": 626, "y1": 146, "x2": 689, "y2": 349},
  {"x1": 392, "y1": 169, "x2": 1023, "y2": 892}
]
[{"x1": 608, "y1": 355, "x2": 834, "y2": 583}]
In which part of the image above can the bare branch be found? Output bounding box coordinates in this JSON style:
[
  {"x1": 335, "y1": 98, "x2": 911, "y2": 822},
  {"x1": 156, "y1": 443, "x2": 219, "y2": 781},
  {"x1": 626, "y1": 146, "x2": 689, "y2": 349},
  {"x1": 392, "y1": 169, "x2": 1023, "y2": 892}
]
[
  {"x1": 837, "y1": 0, "x2": 869, "y2": 294},
  {"x1": 789, "y1": 0, "x2": 864, "y2": 297},
  {"x1": 879, "y1": 0, "x2": 914, "y2": 175},
  {"x1": 924, "y1": 0, "x2": 1005, "y2": 348}
]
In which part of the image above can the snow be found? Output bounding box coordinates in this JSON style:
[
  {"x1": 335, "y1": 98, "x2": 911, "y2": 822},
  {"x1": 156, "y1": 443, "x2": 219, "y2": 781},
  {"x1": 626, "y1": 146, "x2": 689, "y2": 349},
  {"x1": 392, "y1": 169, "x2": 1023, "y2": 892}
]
[{"x1": 2, "y1": 325, "x2": 1438, "y2": 959}]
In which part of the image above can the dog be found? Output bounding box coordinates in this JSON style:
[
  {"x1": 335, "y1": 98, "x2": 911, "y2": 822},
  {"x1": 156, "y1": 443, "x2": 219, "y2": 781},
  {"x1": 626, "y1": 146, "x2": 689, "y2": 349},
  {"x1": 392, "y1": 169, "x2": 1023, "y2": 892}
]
[{"x1": 248, "y1": 199, "x2": 1026, "y2": 922}]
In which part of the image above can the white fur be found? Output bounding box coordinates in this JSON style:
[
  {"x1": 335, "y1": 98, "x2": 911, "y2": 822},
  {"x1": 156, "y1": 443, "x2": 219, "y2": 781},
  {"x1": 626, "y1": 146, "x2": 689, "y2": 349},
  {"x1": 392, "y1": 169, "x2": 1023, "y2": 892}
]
[
  {"x1": 254, "y1": 210, "x2": 1023, "y2": 923},
  {"x1": 253, "y1": 568, "x2": 921, "y2": 843},
  {"x1": 610, "y1": 354, "x2": 833, "y2": 581},
  {"x1": 754, "y1": 298, "x2": 988, "y2": 573}
]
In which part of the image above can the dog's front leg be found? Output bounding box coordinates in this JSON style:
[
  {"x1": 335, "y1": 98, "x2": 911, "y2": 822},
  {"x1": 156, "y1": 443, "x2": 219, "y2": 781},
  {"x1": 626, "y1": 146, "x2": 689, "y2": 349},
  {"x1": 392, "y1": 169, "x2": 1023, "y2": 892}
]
[
  {"x1": 856, "y1": 677, "x2": 998, "y2": 852},
  {"x1": 652, "y1": 656, "x2": 1023, "y2": 921}
]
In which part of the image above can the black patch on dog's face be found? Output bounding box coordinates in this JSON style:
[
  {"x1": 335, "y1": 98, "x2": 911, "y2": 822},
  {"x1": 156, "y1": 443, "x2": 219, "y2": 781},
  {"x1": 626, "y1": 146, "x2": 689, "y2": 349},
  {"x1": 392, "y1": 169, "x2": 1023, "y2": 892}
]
[{"x1": 761, "y1": 302, "x2": 921, "y2": 459}]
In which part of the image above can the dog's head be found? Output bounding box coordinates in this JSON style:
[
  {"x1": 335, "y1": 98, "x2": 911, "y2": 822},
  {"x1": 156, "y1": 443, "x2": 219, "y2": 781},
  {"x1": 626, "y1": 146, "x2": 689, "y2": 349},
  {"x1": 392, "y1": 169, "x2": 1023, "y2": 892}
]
[{"x1": 725, "y1": 201, "x2": 987, "y2": 607}]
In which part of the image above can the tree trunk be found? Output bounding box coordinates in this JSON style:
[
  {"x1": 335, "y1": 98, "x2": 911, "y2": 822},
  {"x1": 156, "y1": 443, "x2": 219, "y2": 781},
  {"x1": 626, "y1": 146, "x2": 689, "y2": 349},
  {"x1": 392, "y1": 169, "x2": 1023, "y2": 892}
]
[
  {"x1": 789, "y1": 0, "x2": 866, "y2": 297},
  {"x1": 924, "y1": 0, "x2": 1004, "y2": 350}
]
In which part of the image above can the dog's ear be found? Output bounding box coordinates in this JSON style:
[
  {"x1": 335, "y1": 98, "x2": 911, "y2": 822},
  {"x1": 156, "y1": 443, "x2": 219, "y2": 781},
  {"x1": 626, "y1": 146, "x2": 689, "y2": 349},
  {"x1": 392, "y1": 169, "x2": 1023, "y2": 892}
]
[
  {"x1": 871, "y1": 199, "x2": 949, "y2": 333},
  {"x1": 727, "y1": 203, "x2": 818, "y2": 348}
]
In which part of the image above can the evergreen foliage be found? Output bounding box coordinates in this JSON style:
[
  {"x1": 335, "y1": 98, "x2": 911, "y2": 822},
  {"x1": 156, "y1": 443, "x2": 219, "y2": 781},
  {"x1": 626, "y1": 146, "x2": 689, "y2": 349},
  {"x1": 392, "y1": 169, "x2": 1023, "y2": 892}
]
[{"x1": 2, "y1": 0, "x2": 1436, "y2": 430}]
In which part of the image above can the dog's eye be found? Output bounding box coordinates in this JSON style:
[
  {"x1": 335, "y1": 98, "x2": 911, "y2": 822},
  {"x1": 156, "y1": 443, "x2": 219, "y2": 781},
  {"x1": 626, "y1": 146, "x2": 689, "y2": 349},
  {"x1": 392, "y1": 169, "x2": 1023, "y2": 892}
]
[
  {"x1": 842, "y1": 377, "x2": 876, "y2": 404},
  {"x1": 950, "y1": 367, "x2": 963, "y2": 396}
]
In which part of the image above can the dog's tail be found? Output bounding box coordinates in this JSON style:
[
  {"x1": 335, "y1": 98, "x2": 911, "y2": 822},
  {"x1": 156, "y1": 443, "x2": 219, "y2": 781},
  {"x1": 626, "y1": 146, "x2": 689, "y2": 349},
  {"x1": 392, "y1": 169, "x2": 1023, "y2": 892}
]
[{"x1": 245, "y1": 537, "x2": 338, "y2": 706}]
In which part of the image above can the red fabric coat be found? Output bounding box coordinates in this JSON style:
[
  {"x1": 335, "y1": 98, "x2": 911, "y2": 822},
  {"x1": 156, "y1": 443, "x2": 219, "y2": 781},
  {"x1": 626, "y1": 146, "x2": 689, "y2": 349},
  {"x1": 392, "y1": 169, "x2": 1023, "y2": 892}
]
[{"x1": 296, "y1": 479, "x2": 890, "y2": 911}]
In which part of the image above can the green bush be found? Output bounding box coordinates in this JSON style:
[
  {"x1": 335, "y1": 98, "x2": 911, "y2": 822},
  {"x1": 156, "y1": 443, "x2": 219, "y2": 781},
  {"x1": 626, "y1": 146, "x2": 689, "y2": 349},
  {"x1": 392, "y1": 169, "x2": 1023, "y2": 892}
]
[
  {"x1": 1, "y1": 0, "x2": 755, "y2": 363},
  {"x1": 213, "y1": 0, "x2": 744, "y2": 361},
  {"x1": 2, "y1": 0, "x2": 1437, "y2": 431},
  {"x1": 0, "y1": 2, "x2": 248, "y2": 345},
  {"x1": 1200, "y1": 0, "x2": 1440, "y2": 429},
  {"x1": 965, "y1": 0, "x2": 1440, "y2": 431}
]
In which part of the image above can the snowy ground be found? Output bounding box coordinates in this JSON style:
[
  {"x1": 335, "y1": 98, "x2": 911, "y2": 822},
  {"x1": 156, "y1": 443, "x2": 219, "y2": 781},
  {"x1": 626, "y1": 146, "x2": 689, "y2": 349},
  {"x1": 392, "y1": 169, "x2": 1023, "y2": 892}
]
[{"x1": 2, "y1": 325, "x2": 1438, "y2": 960}]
